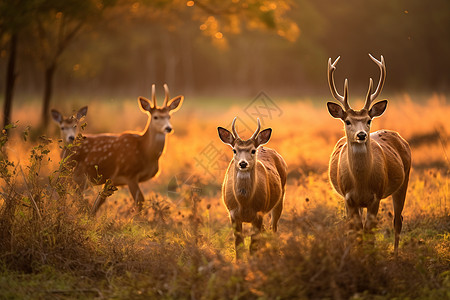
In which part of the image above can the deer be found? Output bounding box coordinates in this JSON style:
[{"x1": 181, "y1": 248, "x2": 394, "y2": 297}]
[
  {"x1": 67, "y1": 84, "x2": 183, "y2": 215},
  {"x1": 326, "y1": 54, "x2": 411, "y2": 256},
  {"x1": 51, "y1": 106, "x2": 88, "y2": 157},
  {"x1": 218, "y1": 118, "x2": 287, "y2": 257}
]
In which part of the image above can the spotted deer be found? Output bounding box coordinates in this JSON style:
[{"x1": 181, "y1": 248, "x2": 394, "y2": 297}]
[
  {"x1": 51, "y1": 106, "x2": 88, "y2": 157},
  {"x1": 68, "y1": 84, "x2": 183, "y2": 214},
  {"x1": 218, "y1": 118, "x2": 287, "y2": 257},
  {"x1": 326, "y1": 54, "x2": 411, "y2": 256}
]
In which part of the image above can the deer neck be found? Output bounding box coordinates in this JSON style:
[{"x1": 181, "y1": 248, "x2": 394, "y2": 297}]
[
  {"x1": 234, "y1": 165, "x2": 257, "y2": 204},
  {"x1": 347, "y1": 137, "x2": 373, "y2": 183},
  {"x1": 142, "y1": 119, "x2": 166, "y2": 159}
]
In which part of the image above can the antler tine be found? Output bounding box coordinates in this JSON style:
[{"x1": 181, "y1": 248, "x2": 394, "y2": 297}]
[
  {"x1": 151, "y1": 84, "x2": 157, "y2": 108},
  {"x1": 231, "y1": 117, "x2": 240, "y2": 140},
  {"x1": 231, "y1": 117, "x2": 240, "y2": 139},
  {"x1": 250, "y1": 118, "x2": 261, "y2": 140},
  {"x1": 364, "y1": 78, "x2": 374, "y2": 110},
  {"x1": 364, "y1": 54, "x2": 386, "y2": 109},
  {"x1": 163, "y1": 84, "x2": 169, "y2": 107},
  {"x1": 328, "y1": 56, "x2": 350, "y2": 110}
]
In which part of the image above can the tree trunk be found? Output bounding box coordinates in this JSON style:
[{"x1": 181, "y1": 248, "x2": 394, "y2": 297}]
[
  {"x1": 3, "y1": 33, "x2": 18, "y2": 132},
  {"x1": 41, "y1": 62, "x2": 56, "y2": 130}
]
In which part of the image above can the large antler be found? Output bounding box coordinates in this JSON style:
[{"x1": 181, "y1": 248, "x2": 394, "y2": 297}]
[
  {"x1": 163, "y1": 84, "x2": 169, "y2": 107},
  {"x1": 328, "y1": 56, "x2": 350, "y2": 110},
  {"x1": 250, "y1": 118, "x2": 261, "y2": 140},
  {"x1": 151, "y1": 84, "x2": 157, "y2": 108},
  {"x1": 364, "y1": 54, "x2": 386, "y2": 110},
  {"x1": 231, "y1": 117, "x2": 240, "y2": 140}
]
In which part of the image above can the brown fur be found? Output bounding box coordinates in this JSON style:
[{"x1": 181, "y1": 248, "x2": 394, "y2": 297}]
[
  {"x1": 218, "y1": 120, "x2": 287, "y2": 257},
  {"x1": 65, "y1": 85, "x2": 183, "y2": 214},
  {"x1": 327, "y1": 54, "x2": 411, "y2": 256}
]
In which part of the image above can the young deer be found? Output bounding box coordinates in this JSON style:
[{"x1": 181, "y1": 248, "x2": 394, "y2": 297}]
[
  {"x1": 326, "y1": 54, "x2": 411, "y2": 256},
  {"x1": 51, "y1": 106, "x2": 88, "y2": 145},
  {"x1": 218, "y1": 118, "x2": 287, "y2": 256},
  {"x1": 69, "y1": 84, "x2": 183, "y2": 214}
]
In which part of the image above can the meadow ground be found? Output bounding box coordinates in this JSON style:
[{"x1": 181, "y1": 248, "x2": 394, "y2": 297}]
[{"x1": 0, "y1": 93, "x2": 449, "y2": 299}]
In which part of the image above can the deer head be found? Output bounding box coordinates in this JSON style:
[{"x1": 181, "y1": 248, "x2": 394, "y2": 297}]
[
  {"x1": 51, "y1": 106, "x2": 88, "y2": 144},
  {"x1": 218, "y1": 118, "x2": 272, "y2": 172},
  {"x1": 326, "y1": 54, "x2": 387, "y2": 145},
  {"x1": 138, "y1": 84, "x2": 183, "y2": 134}
]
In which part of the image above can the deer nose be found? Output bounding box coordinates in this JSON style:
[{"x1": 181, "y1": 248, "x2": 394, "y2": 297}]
[
  {"x1": 356, "y1": 131, "x2": 367, "y2": 141},
  {"x1": 165, "y1": 126, "x2": 172, "y2": 133},
  {"x1": 239, "y1": 161, "x2": 248, "y2": 169},
  {"x1": 68, "y1": 136, "x2": 75, "y2": 142}
]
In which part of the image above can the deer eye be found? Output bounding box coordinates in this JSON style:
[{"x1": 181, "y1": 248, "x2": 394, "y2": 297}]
[
  {"x1": 251, "y1": 149, "x2": 256, "y2": 154},
  {"x1": 367, "y1": 120, "x2": 372, "y2": 125},
  {"x1": 345, "y1": 120, "x2": 351, "y2": 125},
  {"x1": 153, "y1": 116, "x2": 158, "y2": 120},
  {"x1": 232, "y1": 149, "x2": 236, "y2": 154}
]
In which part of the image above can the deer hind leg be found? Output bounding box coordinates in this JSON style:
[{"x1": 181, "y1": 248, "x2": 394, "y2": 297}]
[
  {"x1": 271, "y1": 197, "x2": 284, "y2": 233},
  {"x1": 127, "y1": 180, "x2": 144, "y2": 212},
  {"x1": 392, "y1": 178, "x2": 409, "y2": 257}
]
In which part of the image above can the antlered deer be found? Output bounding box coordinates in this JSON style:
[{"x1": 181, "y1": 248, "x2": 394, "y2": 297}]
[
  {"x1": 218, "y1": 118, "x2": 287, "y2": 256},
  {"x1": 326, "y1": 54, "x2": 411, "y2": 256},
  {"x1": 51, "y1": 106, "x2": 88, "y2": 148},
  {"x1": 67, "y1": 84, "x2": 183, "y2": 214}
]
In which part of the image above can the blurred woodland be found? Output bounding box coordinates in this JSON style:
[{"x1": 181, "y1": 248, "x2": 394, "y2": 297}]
[{"x1": 1, "y1": 0, "x2": 450, "y2": 128}]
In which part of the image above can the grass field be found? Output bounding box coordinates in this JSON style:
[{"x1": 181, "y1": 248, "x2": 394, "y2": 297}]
[{"x1": 0, "y1": 93, "x2": 449, "y2": 299}]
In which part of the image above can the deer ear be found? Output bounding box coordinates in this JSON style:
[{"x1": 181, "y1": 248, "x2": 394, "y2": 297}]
[
  {"x1": 51, "y1": 109, "x2": 62, "y2": 123},
  {"x1": 218, "y1": 127, "x2": 235, "y2": 146},
  {"x1": 76, "y1": 106, "x2": 88, "y2": 120},
  {"x1": 256, "y1": 128, "x2": 272, "y2": 146},
  {"x1": 138, "y1": 97, "x2": 153, "y2": 112},
  {"x1": 327, "y1": 102, "x2": 346, "y2": 120},
  {"x1": 369, "y1": 100, "x2": 387, "y2": 118},
  {"x1": 167, "y1": 96, "x2": 183, "y2": 113}
]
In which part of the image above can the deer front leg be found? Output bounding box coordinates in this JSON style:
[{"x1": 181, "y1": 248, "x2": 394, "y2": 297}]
[
  {"x1": 364, "y1": 195, "x2": 380, "y2": 247},
  {"x1": 365, "y1": 195, "x2": 380, "y2": 232},
  {"x1": 250, "y1": 212, "x2": 264, "y2": 255},
  {"x1": 127, "y1": 180, "x2": 144, "y2": 212},
  {"x1": 91, "y1": 185, "x2": 107, "y2": 215},
  {"x1": 232, "y1": 217, "x2": 244, "y2": 259},
  {"x1": 345, "y1": 194, "x2": 363, "y2": 231}
]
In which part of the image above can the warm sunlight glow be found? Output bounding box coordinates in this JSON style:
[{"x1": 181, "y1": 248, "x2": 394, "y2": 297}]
[
  {"x1": 131, "y1": 2, "x2": 139, "y2": 13},
  {"x1": 187, "y1": 1, "x2": 194, "y2": 7},
  {"x1": 215, "y1": 32, "x2": 223, "y2": 39}
]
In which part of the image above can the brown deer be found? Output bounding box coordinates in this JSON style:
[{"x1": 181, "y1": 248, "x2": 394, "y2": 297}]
[
  {"x1": 326, "y1": 54, "x2": 411, "y2": 256},
  {"x1": 68, "y1": 84, "x2": 183, "y2": 214},
  {"x1": 218, "y1": 118, "x2": 287, "y2": 256},
  {"x1": 51, "y1": 106, "x2": 88, "y2": 153}
]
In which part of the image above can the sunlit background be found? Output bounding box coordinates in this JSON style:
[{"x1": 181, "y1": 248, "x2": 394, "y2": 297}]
[
  {"x1": 2, "y1": 0, "x2": 449, "y2": 104},
  {"x1": 1, "y1": 1, "x2": 450, "y2": 298}
]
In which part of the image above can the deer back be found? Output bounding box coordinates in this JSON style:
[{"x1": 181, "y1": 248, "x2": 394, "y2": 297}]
[{"x1": 69, "y1": 131, "x2": 163, "y2": 186}]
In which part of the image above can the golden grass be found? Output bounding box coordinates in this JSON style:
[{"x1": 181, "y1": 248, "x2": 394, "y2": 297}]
[{"x1": 1, "y1": 93, "x2": 449, "y2": 298}]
